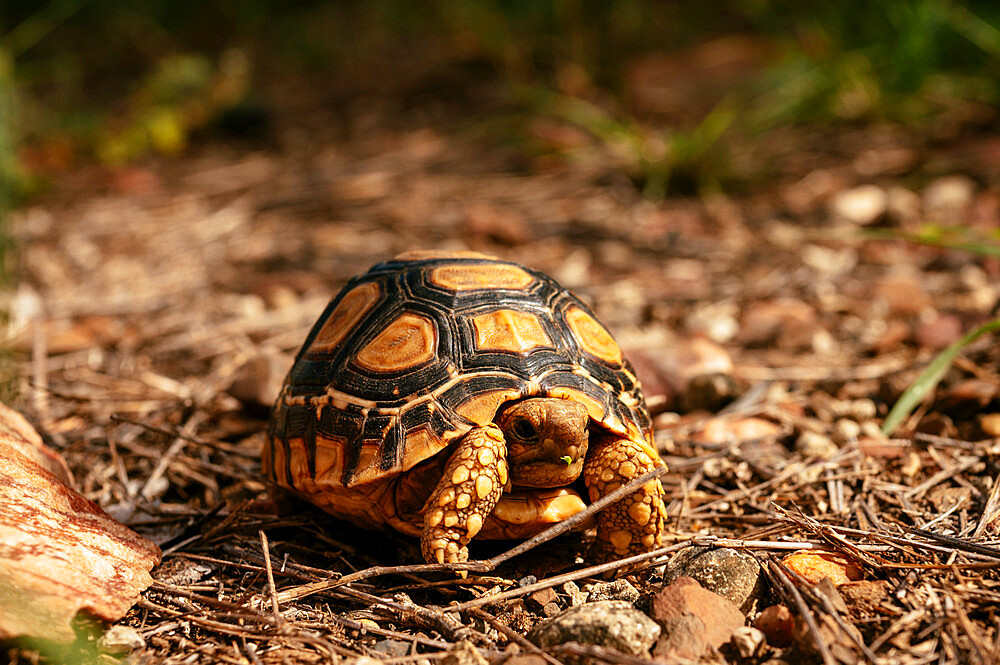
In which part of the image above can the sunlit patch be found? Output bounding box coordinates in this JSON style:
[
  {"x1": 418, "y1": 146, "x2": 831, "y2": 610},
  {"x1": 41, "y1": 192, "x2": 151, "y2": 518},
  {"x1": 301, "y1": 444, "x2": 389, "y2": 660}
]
[
  {"x1": 310, "y1": 281, "x2": 381, "y2": 353},
  {"x1": 430, "y1": 263, "x2": 533, "y2": 291},
  {"x1": 472, "y1": 309, "x2": 552, "y2": 353},
  {"x1": 565, "y1": 306, "x2": 622, "y2": 365},
  {"x1": 355, "y1": 312, "x2": 437, "y2": 372}
]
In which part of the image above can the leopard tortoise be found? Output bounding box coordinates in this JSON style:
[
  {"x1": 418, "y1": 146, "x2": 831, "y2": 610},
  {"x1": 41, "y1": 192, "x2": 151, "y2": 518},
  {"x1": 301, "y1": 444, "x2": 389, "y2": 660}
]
[{"x1": 264, "y1": 250, "x2": 666, "y2": 564}]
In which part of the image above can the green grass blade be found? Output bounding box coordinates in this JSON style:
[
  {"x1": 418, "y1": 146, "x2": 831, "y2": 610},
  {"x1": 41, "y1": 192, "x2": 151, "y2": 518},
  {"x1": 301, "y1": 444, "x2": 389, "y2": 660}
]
[
  {"x1": 882, "y1": 319, "x2": 1000, "y2": 436},
  {"x1": 862, "y1": 227, "x2": 1000, "y2": 257}
]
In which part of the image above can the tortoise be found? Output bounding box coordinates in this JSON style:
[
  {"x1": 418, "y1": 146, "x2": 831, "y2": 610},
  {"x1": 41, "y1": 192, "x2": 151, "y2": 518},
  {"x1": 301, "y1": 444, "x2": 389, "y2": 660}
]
[{"x1": 264, "y1": 250, "x2": 666, "y2": 564}]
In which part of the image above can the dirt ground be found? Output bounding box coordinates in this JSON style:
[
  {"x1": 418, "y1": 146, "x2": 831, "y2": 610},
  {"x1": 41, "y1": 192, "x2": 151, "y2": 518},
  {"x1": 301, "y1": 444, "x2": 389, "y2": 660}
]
[{"x1": 6, "y1": 78, "x2": 1000, "y2": 664}]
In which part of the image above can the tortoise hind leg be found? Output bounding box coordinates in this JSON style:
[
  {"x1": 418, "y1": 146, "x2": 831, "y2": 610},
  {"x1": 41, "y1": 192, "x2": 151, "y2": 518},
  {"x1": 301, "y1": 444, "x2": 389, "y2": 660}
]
[
  {"x1": 583, "y1": 434, "x2": 666, "y2": 563},
  {"x1": 422, "y1": 424, "x2": 508, "y2": 564}
]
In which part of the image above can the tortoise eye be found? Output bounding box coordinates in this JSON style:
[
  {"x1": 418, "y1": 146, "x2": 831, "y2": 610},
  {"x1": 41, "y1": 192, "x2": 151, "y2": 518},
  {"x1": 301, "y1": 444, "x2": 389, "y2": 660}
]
[{"x1": 510, "y1": 418, "x2": 537, "y2": 441}]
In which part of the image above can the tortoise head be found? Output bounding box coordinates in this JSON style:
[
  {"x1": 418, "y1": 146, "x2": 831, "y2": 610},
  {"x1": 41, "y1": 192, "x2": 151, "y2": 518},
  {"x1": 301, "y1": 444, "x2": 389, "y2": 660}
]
[{"x1": 496, "y1": 398, "x2": 589, "y2": 488}]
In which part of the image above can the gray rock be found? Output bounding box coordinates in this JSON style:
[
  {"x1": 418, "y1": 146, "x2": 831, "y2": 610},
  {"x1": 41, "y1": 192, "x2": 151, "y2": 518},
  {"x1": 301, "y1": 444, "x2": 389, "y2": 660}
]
[
  {"x1": 373, "y1": 639, "x2": 411, "y2": 658},
  {"x1": 586, "y1": 579, "x2": 639, "y2": 604},
  {"x1": 663, "y1": 547, "x2": 764, "y2": 614},
  {"x1": 528, "y1": 600, "x2": 660, "y2": 656}
]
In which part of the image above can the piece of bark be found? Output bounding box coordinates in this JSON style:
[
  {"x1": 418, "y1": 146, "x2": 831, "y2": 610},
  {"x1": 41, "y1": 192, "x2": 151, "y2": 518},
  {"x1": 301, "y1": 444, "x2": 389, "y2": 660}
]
[{"x1": 0, "y1": 403, "x2": 161, "y2": 642}]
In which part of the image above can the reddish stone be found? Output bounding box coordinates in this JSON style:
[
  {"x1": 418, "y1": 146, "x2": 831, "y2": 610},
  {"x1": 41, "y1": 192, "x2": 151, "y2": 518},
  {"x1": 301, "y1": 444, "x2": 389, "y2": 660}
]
[
  {"x1": 649, "y1": 576, "x2": 745, "y2": 658},
  {"x1": 915, "y1": 314, "x2": 963, "y2": 350},
  {"x1": 754, "y1": 604, "x2": 794, "y2": 647}
]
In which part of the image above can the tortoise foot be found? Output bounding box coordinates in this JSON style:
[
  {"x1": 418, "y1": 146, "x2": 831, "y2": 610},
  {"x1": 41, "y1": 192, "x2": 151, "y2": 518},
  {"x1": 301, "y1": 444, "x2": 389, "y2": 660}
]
[
  {"x1": 584, "y1": 435, "x2": 666, "y2": 562},
  {"x1": 421, "y1": 424, "x2": 508, "y2": 564}
]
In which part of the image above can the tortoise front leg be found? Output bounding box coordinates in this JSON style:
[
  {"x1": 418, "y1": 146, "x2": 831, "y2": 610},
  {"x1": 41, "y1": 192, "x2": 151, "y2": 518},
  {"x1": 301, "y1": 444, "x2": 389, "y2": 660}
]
[
  {"x1": 583, "y1": 434, "x2": 665, "y2": 563},
  {"x1": 422, "y1": 424, "x2": 508, "y2": 564}
]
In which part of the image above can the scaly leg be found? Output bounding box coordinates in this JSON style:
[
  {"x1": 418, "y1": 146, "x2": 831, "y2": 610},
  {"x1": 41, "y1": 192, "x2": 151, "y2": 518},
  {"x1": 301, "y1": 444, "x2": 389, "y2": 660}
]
[
  {"x1": 422, "y1": 424, "x2": 508, "y2": 564},
  {"x1": 583, "y1": 435, "x2": 665, "y2": 563}
]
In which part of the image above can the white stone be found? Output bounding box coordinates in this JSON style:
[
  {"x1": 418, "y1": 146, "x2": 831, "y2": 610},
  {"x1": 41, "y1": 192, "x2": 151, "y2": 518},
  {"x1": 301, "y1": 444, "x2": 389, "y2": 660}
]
[{"x1": 831, "y1": 184, "x2": 888, "y2": 225}]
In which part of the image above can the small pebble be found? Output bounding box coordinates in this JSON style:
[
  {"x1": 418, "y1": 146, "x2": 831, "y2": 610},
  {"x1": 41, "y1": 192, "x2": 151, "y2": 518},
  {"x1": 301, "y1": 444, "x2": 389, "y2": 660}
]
[
  {"x1": 527, "y1": 586, "x2": 559, "y2": 610},
  {"x1": 730, "y1": 626, "x2": 766, "y2": 658},
  {"x1": 98, "y1": 625, "x2": 145, "y2": 653},
  {"x1": 981, "y1": 413, "x2": 1000, "y2": 437},
  {"x1": 831, "y1": 184, "x2": 888, "y2": 225},
  {"x1": 860, "y1": 420, "x2": 887, "y2": 440},
  {"x1": 832, "y1": 418, "x2": 861, "y2": 444},
  {"x1": 849, "y1": 399, "x2": 878, "y2": 421},
  {"x1": 541, "y1": 602, "x2": 562, "y2": 617},
  {"x1": 838, "y1": 580, "x2": 890, "y2": 616},
  {"x1": 693, "y1": 416, "x2": 782, "y2": 445},
  {"x1": 682, "y1": 373, "x2": 742, "y2": 411},
  {"x1": 754, "y1": 604, "x2": 795, "y2": 647},
  {"x1": 915, "y1": 314, "x2": 963, "y2": 350},
  {"x1": 528, "y1": 600, "x2": 660, "y2": 656},
  {"x1": 795, "y1": 431, "x2": 839, "y2": 459},
  {"x1": 782, "y1": 551, "x2": 862, "y2": 586},
  {"x1": 587, "y1": 579, "x2": 640, "y2": 604},
  {"x1": 561, "y1": 580, "x2": 588, "y2": 606},
  {"x1": 924, "y1": 175, "x2": 976, "y2": 218},
  {"x1": 358, "y1": 618, "x2": 380, "y2": 631},
  {"x1": 373, "y1": 639, "x2": 411, "y2": 658},
  {"x1": 518, "y1": 575, "x2": 538, "y2": 588}
]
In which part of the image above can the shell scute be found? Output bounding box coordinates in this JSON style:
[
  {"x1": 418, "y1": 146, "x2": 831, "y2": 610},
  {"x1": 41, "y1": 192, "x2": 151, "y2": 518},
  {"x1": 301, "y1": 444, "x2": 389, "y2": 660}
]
[{"x1": 355, "y1": 311, "x2": 437, "y2": 373}]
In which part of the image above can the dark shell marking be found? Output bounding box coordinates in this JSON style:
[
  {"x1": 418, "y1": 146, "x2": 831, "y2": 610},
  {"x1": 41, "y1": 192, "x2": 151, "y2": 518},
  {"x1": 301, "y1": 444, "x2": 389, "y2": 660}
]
[{"x1": 266, "y1": 254, "x2": 650, "y2": 490}]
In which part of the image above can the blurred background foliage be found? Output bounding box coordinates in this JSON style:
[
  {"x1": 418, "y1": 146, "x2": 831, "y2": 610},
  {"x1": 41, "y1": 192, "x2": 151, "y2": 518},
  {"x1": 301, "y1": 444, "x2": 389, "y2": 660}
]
[{"x1": 1, "y1": 0, "x2": 1000, "y2": 202}]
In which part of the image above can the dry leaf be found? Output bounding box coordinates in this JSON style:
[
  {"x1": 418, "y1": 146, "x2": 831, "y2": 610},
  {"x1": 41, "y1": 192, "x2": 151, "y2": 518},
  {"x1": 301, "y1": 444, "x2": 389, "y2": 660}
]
[{"x1": 0, "y1": 403, "x2": 161, "y2": 643}]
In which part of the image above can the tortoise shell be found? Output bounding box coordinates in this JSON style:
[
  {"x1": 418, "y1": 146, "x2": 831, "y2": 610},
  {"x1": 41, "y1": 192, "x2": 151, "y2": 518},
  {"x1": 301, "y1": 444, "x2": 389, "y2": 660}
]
[{"x1": 265, "y1": 250, "x2": 652, "y2": 500}]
